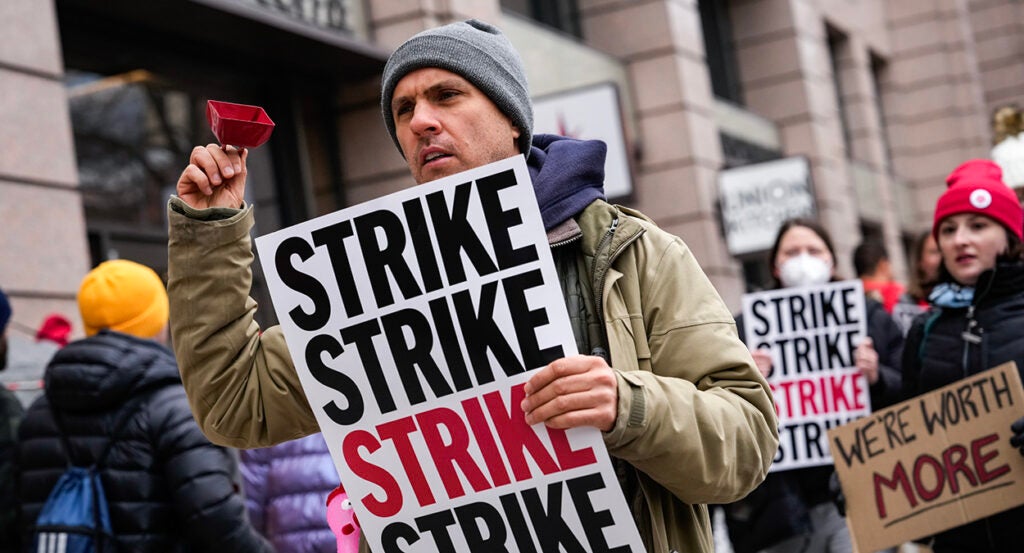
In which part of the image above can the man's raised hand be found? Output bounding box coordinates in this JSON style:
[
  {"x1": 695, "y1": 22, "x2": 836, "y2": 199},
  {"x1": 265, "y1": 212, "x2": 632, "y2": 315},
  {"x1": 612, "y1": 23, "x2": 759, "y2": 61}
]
[{"x1": 177, "y1": 144, "x2": 247, "y2": 209}]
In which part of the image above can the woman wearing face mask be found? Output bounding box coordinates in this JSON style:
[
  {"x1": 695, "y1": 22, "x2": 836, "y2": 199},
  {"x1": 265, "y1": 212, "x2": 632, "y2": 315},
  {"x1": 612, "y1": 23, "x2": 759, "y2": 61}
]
[
  {"x1": 902, "y1": 159, "x2": 1024, "y2": 553},
  {"x1": 723, "y1": 218, "x2": 904, "y2": 553}
]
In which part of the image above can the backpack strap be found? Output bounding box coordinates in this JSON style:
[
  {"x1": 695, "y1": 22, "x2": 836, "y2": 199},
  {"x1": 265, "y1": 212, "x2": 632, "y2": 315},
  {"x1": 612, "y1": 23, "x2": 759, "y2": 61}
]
[
  {"x1": 95, "y1": 391, "x2": 151, "y2": 469},
  {"x1": 917, "y1": 308, "x2": 944, "y2": 363}
]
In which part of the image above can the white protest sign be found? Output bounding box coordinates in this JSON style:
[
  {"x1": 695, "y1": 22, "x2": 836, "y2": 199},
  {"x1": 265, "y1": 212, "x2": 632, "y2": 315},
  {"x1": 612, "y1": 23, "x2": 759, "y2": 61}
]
[
  {"x1": 255, "y1": 156, "x2": 645, "y2": 552},
  {"x1": 741, "y1": 280, "x2": 870, "y2": 471},
  {"x1": 719, "y1": 156, "x2": 816, "y2": 255}
]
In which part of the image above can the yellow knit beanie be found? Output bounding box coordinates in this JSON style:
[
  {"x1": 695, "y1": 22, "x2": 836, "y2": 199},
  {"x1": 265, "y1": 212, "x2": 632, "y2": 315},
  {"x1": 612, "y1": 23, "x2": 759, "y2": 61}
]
[{"x1": 78, "y1": 260, "x2": 169, "y2": 338}]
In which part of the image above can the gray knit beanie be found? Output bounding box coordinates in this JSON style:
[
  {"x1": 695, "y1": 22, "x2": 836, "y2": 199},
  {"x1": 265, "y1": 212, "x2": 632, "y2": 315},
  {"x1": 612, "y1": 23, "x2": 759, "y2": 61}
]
[{"x1": 381, "y1": 19, "x2": 533, "y2": 158}]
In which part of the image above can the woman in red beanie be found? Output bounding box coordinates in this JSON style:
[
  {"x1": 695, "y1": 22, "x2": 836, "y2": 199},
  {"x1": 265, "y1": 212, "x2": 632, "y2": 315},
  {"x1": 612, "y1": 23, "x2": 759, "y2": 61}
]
[{"x1": 902, "y1": 159, "x2": 1024, "y2": 553}]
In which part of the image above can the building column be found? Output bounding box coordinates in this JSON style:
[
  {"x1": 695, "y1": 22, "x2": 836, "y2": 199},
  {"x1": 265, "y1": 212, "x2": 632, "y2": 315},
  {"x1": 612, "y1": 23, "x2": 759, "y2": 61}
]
[
  {"x1": 0, "y1": 0, "x2": 89, "y2": 337},
  {"x1": 336, "y1": 0, "x2": 505, "y2": 207},
  {"x1": 834, "y1": 36, "x2": 908, "y2": 279},
  {"x1": 730, "y1": 0, "x2": 863, "y2": 278},
  {"x1": 884, "y1": 0, "x2": 991, "y2": 229},
  {"x1": 579, "y1": 0, "x2": 746, "y2": 303},
  {"x1": 967, "y1": 0, "x2": 1024, "y2": 123}
]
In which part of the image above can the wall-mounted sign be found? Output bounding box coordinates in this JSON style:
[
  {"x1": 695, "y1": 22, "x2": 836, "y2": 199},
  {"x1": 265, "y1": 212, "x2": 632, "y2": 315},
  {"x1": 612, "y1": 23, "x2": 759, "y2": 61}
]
[
  {"x1": 719, "y1": 156, "x2": 816, "y2": 256},
  {"x1": 533, "y1": 83, "x2": 633, "y2": 199}
]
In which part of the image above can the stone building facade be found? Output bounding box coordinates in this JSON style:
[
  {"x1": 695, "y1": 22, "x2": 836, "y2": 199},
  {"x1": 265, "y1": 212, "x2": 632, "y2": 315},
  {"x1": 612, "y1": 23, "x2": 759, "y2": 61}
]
[{"x1": 2, "y1": 0, "x2": 1022, "y2": 391}]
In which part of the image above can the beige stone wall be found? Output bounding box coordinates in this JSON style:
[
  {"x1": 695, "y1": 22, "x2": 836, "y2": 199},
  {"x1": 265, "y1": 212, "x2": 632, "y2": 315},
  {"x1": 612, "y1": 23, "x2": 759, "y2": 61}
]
[
  {"x1": 729, "y1": 0, "x2": 866, "y2": 280},
  {"x1": 968, "y1": 0, "x2": 1024, "y2": 140},
  {"x1": 3, "y1": 0, "x2": 1011, "y2": 335},
  {"x1": 579, "y1": 0, "x2": 746, "y2": 303},
  {"x1": 883, "y1": 0, "x2": 991, "y2": 230},
  {"x1": 0, "y1": 0, "x2": 89, "y2": 341}
]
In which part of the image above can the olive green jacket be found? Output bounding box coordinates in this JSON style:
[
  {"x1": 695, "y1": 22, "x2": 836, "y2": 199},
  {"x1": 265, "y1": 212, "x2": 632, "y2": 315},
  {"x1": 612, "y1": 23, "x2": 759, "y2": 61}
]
[{"x1": 167, "y1": 196, "x2": 778, "y2": 553}]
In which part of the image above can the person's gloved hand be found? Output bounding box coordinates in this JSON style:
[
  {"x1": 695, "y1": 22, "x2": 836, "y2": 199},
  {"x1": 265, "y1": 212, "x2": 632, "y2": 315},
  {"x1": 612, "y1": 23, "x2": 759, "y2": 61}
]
[
  {"x1": 829, "y1": 470, "x2": 846, "y2": 517},
  {"x1": 1009, "y1": 416, "x2": 1024, "y2": 456}
]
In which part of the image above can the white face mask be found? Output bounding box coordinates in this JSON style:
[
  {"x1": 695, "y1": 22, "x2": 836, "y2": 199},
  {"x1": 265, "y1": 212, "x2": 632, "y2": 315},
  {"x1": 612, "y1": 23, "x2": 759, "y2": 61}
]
[{"x1": 778, "y1": 253, "x2": 833, "y2": 287}]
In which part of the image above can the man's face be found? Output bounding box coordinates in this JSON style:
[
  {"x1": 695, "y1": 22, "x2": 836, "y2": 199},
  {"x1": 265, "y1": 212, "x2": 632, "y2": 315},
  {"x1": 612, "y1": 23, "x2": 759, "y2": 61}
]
[{"x1": 391, "y1": 68, "x2": 521, "y2": 184}]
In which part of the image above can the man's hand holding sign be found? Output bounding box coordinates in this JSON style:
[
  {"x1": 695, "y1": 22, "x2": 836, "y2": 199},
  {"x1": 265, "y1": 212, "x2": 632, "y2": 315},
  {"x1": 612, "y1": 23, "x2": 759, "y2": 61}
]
[{"x1": 522, "y1": 356, "x2": 618, "y2": 431}]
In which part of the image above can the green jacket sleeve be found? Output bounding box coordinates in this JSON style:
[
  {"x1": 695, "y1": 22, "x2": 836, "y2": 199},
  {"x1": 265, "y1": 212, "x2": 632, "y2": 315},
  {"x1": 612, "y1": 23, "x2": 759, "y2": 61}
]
[
  {"x1": 601, "y1": 230, "x2": 779, "y2": 506},
  {"x1": 167, "y1": 197, "x2": 319, "y2": 448}
]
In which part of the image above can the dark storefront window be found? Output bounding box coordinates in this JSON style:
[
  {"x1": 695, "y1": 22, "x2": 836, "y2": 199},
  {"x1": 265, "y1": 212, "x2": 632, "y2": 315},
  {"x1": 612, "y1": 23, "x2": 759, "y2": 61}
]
[
  {"x1": 67, "y1": 70, "x2": 283, "y2": 265},
  {"x1": 502, "y1": 0, "x2": 582, "y2": 38},
  {"x1": 870, "y1": 52, "x2": 893, "y2": 171},
  {"x1": 66, "y1": 69, "x2": 285, "y2": 327},
  {"x1": 827, "y1": 25, "x2": 853, "y2": 158},
  {"x1": 699, "y1": 0, "x2": 743, "y2": 105},
  {"x1": 69, "y1": 71, "x2": 207, "y2": 268},
  {"x1": 54, "y1": 0, "x2": 380, "y2": 331}
]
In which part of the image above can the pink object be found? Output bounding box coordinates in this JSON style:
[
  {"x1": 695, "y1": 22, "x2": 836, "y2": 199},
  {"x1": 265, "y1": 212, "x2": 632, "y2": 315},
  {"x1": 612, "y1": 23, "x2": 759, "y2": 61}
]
[
  {"x1": 206, "y1": 100, "x2": 275, "y2": 148},
  {"x1": 326, "y1": 485, "x2": 360, "y2": 553},
  {"x1": 36, "y1": 314, "x2": 72, "y2": 347}
]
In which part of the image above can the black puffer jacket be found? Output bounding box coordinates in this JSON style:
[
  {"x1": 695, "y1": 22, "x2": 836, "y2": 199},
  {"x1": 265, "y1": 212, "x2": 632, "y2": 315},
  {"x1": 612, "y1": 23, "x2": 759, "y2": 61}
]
[
  {"x1": 902, "y1": 262, "x2": 1024, "y2": 552},
  {"x1": 15, "y1": 331, "x2": 272, "y2": 553}
]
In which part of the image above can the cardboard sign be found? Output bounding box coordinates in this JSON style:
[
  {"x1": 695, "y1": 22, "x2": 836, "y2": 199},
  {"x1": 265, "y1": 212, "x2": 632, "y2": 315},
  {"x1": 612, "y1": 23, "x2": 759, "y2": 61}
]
[
  {"x1": 254, "y1": 156, "x2": 645, "y2": 552},
  {"x1": 742, "y1": 280, "x2": 870, "y2": 471},
  {"x1": 828, "y1": 362, "x2": 1024, "y2": 553}
]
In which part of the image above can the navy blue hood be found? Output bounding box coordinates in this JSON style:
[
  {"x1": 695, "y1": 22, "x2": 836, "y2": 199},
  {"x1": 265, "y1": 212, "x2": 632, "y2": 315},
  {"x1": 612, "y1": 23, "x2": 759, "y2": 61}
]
[{"x1": 527, "y1": 134, "x2": 607, "y2": 230}]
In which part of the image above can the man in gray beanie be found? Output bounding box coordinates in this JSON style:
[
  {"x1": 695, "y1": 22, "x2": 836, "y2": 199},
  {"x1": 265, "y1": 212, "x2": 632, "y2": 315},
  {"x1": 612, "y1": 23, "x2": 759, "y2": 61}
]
[
  {"x1": 380, "y1": 19, "x2": 533, "y2": 159},
  {"x1": 168, "y1": 18, "x2": 777, "y2": 553}
]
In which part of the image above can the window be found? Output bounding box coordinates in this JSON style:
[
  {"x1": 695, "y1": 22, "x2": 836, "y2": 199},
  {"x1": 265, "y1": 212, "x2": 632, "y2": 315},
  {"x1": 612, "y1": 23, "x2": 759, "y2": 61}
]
[
  {"x1": 870, "y1": 53, "x2": 893, "y2": 171},
  {"x1": 66, "y1": 67, "x2": 286, "y2": 327},
  {"x1": 827, "y1": 25, "x2": 853, "y2": 158},
  {"x1": 699, "y1": 0, "x2": 743, "y2": 104},
  {"x1": 502, "y1": 0, "x2": 581, "y2": 37},
  {"x1": 68, "y1": 70, "x2": 202, "y2": 269}
]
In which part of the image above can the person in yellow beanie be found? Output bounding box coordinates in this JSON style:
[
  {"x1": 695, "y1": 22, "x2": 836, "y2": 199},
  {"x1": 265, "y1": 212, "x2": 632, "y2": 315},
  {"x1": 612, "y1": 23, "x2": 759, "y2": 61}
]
[
  {"x1": 78, "y1": 259, "x2": 170, "y2": 340},
  {"x1": 14, "y1": 260, "x2": 273, "y2": 552}
]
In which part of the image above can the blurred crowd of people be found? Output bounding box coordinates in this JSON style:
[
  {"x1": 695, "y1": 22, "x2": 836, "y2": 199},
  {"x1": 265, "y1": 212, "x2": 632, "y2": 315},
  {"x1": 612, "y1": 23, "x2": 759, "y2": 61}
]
[
  {"x1": 720, "y1": 157, "x2": 1024, "y2": 553},
  {"x1": 1, "y1": 262, "x2": 356, "y2": 553},
  {"x1": 3, "y1": 15, "x2": 1024, "y2": 553},
  {"x1": 5, "y1": 158, "x2": 1021, "y2": 553}
]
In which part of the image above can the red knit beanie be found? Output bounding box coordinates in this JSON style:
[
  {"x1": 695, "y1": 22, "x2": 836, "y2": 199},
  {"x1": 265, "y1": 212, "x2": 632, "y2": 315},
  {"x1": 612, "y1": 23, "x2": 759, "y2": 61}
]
[{"x1": 933, "y1": 159, "x2": 1023, "y2": 241}]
